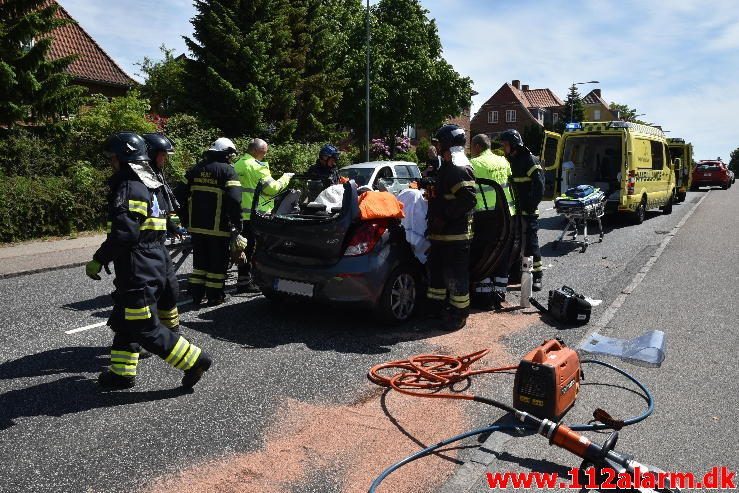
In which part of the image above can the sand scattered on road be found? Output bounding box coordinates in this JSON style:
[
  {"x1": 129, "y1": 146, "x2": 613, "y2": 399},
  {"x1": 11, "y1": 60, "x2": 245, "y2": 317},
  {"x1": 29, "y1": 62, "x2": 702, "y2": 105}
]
[{"x1": 147, "y1": 309, "x2": 537, "y2": 493}]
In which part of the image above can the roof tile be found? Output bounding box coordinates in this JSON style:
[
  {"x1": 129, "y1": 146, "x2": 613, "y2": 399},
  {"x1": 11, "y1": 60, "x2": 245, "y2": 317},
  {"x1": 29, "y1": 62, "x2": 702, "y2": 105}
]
[{"x1": 45, "y1": 0, "x2": 135, "y2": 88}]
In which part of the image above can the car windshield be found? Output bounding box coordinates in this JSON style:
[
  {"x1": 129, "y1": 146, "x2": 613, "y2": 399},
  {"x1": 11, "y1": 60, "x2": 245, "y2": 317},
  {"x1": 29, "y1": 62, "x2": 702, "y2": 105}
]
[{"x1": 338, "y1": 167, "x2": 374, "y2": 187}]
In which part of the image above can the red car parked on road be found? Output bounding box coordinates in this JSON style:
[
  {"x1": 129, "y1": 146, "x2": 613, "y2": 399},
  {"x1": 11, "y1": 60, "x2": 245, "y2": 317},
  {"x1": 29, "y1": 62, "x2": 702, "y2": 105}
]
[{"x1": 692, "y1": 159, "x2": 733, "y2": 190}]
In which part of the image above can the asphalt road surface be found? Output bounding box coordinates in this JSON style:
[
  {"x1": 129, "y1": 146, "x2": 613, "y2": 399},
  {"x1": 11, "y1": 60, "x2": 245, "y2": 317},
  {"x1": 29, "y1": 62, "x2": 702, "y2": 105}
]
[{"x1": 1, "y1": 188, "x2": 736, "y2": 493}]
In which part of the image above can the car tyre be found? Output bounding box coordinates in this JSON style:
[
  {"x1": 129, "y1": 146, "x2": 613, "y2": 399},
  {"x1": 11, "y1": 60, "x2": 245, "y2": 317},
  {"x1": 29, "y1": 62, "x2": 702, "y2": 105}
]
[
  {"x1": 631, "y1": 197, "x2": 647, "y2": 225},
  {"x1": 374, "y1": 266, "x2": 419, "y2": 324}
]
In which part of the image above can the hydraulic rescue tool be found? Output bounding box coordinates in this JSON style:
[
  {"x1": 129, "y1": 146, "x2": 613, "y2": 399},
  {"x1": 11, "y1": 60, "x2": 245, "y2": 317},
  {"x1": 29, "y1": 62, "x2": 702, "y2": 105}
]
[{"x1": 367, "y1": 339, "x2": 680, "y2": 493}]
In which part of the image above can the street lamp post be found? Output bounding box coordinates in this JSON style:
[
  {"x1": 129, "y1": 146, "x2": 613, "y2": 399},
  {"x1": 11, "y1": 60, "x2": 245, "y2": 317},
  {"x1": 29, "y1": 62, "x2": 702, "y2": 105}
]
[
  {"x1": 569, "y1": 80, "x2": 599, "y2": 123},
  {"x1": 365, "y1": 0, "x2": 371, "y2": 162}
]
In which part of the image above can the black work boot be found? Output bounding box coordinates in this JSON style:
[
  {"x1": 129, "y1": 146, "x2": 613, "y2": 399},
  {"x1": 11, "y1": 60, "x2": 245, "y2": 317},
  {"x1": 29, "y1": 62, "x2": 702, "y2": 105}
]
[
  {"x1": 207, "y1": 293, "x2": 229, "y2": 307},
  {"x1": 98, "y1": 370, "x2": 135, "y2": 390},
  {"x1": 532, "y1": 273, "x2": 543, "y2": 292},
  {"x1": 441, "y1": 308, "x2": 468, "y2": 332},
  {"x1": 235, "y1": 278, "x2": 261, "y2": 294},
  {"x1": 492, "y1": 291, "x2": 506, "y2": 310},
  {"x1": 182, "y1": 352, "x2": 212, "y2": 389}
]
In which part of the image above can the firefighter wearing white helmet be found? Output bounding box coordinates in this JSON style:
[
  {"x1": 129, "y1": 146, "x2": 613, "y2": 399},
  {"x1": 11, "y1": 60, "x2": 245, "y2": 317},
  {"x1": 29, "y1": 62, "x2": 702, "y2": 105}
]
[{"x1": 180, "y1": 138, "x2": 243, "y2": 306}]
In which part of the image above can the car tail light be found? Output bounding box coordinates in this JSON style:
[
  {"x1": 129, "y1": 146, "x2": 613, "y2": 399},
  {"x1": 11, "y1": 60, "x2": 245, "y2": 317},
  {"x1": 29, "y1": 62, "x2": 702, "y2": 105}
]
[
  {"x1": 627, "y1": 170, "x2": 636, "y2": 195},
  {"x1": 344, "y1": 221, "x2": 387, "y2": 256}
]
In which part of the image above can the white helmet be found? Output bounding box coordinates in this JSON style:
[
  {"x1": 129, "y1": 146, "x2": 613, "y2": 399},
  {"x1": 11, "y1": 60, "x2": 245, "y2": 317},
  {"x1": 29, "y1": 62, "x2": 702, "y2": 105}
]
[{"x1": 208, "y1": 137, "x2": 237, "y2": 153}]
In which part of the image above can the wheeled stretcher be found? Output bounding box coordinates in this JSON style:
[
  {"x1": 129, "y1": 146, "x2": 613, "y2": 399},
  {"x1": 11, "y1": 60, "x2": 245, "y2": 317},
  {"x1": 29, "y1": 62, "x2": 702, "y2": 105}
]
[{"x1": 553, "y1": 187, "x2": 606, "y2": 253}]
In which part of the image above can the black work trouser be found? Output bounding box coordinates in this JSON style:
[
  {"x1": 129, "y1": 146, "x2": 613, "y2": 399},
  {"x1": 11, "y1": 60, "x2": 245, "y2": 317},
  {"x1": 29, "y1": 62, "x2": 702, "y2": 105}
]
[
  {"x1": 426, "y1": 241, "x2": 471, "y2": 314},
  {"x1": 520, "y1": 214, "x2": 543, "y2": 277},
  {"x1": 236, "y1": 221, "x2": 256, "y2": 286},
  {"x1": 107, "y1": 246, "x2": 200, "y2": 377},
  {"x1": 188, "y1": 233, "x2": 230, "y2": 301}
]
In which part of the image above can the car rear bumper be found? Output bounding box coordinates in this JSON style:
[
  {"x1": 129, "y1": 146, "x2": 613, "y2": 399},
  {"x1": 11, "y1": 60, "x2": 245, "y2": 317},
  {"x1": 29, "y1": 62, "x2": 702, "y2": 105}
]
[
  {"x1": 692, "y1": 177, "x2": 729, "y2": 186},
  {"x1": 252, "y1": 251, "x2": 396, "y2": 307}
]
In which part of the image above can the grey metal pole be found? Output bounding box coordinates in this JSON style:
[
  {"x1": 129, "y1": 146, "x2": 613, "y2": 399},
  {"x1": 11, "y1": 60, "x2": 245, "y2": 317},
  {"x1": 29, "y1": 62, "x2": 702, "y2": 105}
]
[{"x1": 365, "y1": 0, "x2": 371, "y2": 162}]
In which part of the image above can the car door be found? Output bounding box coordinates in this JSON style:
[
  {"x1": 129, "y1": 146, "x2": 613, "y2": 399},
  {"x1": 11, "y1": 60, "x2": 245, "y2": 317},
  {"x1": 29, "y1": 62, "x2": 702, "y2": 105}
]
[{"x1": 540, "y1": 131, "x2": 563, "y2": 199}]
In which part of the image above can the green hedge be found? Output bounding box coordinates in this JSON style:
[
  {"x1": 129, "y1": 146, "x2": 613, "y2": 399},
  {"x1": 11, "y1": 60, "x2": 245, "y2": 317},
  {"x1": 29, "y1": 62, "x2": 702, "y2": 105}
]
[{"x1": 0, "y1": 171, "x2": 108, "y2": 243}]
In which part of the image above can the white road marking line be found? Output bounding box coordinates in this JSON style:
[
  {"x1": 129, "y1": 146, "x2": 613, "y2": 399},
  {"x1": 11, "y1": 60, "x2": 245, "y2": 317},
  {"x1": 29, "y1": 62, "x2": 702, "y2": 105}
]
[{"x1": 65, "y1": 321, "x2": 107, "y2": 334}]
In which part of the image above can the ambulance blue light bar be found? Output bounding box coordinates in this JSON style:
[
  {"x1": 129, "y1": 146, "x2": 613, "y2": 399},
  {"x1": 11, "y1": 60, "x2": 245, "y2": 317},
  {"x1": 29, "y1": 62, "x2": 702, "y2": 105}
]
[{"x1": 565, "y1": 122, "x2": 582, "y2": 130}]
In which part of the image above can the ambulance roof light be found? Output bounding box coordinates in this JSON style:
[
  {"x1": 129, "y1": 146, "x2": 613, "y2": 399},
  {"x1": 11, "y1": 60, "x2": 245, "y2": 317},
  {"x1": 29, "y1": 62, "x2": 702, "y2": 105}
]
[
  {"x1": 608, "y1": 121, "x2": 631, "y2": 128},
  {"x1": 565, "y1": 122, "x2": 582, "y2": 131}
]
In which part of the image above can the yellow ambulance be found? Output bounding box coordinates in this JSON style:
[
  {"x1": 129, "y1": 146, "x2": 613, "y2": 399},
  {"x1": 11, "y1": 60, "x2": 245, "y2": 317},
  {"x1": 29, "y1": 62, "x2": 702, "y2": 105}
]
[
  {"x1": 667, "y1": 138, "x2": 693, "y2": 203},
  {"x1": 540, "y1": 121, "x2": 676, "y2": 224}
]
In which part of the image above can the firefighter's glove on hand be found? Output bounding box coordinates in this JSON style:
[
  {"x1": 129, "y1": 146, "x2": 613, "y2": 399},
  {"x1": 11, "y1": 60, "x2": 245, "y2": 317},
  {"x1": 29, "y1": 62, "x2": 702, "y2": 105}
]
[
  {"x1": 85, "y1": 259, "x2": 102, "y2": 280},
  {"x1": 231, "y1": 234, "x2": 248, "y2": 254}
]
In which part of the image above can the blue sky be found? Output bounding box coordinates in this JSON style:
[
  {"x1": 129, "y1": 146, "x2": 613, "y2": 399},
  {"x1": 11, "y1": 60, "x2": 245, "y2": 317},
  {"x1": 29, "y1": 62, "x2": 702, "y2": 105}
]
[{"x1": 58, "y1": 0, "x2": 739, "y2": 160}]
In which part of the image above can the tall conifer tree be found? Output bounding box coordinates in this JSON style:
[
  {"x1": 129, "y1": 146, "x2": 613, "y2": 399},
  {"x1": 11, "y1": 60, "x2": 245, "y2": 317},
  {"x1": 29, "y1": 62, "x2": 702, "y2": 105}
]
[{"x1": 0, "y1": 0, "x2": 85, "y2": 126}]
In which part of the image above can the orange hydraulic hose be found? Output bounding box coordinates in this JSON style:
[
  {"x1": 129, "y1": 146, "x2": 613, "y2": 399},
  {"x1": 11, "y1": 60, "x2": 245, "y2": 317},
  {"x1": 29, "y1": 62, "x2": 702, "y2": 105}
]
[{"x1": 368, "y1": 349, "x2": 518, "y2": 401}]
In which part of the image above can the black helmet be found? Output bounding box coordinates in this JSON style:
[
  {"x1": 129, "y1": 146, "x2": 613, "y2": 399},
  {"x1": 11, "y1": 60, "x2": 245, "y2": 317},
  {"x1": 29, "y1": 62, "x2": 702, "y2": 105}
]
[
  {"x1": 142, "y1": 133, "x2": 175, "y2": 162},
  {"x1": 434, "y1": 124, "x2": 466, "y2": 152},
  {"x1": 104, "y1": 132, "x2": 149, "y2": 163},
  {"x1": 499, "y1": 129, "x2": 525, "y2": 148}
]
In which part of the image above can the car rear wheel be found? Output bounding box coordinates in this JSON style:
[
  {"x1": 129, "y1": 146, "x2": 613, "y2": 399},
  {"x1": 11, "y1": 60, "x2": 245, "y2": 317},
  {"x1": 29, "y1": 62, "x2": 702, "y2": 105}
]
[
  {"x1": 375, "y1": 267, "x2": 418, "y2": 324},
  {"x1": 631, "y1": 197, "x2": 647, "y2": 225}
]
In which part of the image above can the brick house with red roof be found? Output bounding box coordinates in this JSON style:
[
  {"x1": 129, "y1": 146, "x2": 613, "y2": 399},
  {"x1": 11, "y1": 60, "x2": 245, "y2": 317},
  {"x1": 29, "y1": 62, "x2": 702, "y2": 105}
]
[
  {"x1": 47, "y1": 0, "x2": 136, "y2": 97},
  {"x1": 470, "y1": 80, "x2": 564, "y2": 139},
  {"x1": 582, "y1": 88, "x2": 616, "y2": 122}
]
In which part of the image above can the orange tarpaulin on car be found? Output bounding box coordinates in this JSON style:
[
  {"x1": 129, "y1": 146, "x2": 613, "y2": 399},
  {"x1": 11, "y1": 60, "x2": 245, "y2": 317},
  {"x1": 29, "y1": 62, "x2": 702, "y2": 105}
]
[{"x1": 358, "y1": 191, "x2": 405, "y2": 220}]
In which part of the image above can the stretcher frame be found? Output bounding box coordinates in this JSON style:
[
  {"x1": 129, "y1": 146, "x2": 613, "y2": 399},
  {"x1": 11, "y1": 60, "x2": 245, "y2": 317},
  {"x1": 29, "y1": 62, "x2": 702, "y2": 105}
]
[{"x1": 553, "y1": 194, "x2": 606, "y2": 253}]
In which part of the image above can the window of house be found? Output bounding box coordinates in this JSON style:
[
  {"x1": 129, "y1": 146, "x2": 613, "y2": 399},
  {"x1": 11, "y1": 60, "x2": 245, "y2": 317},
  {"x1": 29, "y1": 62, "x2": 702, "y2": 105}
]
[
  {"x1": 594, "y1": 109, "x2": 601, "y2": 120},
  {"x1": 650, "y1": 140, "x2": 664, "y2": 171},
  {"x1": 488, "y1": 111, "x2": 498, "y2": 124},
  {"x1": 553, "y1": 113, "x2": 559, "y2": 124},
  {"x1": 403, "y1": 125, "x2": 417, "y2": 139},
  {"x1": 506, "y1": 110, "x2": 516, "y2": 123}
]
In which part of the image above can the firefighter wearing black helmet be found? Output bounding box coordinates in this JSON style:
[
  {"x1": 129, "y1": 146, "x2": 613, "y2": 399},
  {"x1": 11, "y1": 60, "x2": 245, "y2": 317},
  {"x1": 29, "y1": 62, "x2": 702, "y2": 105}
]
[
  {"x1": 85, "y1": 131, "x2": 212, "y2": 390},
  {"x1": 426, "y1": 124, "x2": 477, "y2": 331},
  {"x1": 142, "y1": 133, "x2": 181, "y2": 334},
  {"x1": 179, "y1": 138, "x2": 244, "y2": 306},
  {"x1": 499, "y1": 129, "x2": 545, "y2": 291}
]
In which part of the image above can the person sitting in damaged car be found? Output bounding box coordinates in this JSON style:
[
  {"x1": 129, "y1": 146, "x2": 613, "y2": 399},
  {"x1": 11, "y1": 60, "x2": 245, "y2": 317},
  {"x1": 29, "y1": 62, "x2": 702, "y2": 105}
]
[{"x1": 307, "y1": 144, "x2": 341, "y2": 185}]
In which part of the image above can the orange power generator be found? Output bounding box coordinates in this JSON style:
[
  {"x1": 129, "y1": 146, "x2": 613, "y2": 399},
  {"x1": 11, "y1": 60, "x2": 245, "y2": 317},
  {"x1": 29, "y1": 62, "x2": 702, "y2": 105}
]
[{"x1": 513, "y1": 339, "x2": 582, "y2": 421}]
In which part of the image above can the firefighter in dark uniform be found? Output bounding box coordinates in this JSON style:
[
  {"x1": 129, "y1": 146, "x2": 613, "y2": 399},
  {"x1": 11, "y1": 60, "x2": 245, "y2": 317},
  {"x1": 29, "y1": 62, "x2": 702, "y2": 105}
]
[
  {"x1": 86, "y1": 132, "x2": 212, "y2": 390},
  {"x1": 142, "y1": 133, "x2": 181, "y2": 333},
  {"x1": 306, "y1": 144, "x2": 340, "y2": 185},
  {"x1": 180, "y1": 138, "x2": 244, "y2": 306},
  {"x1": 425, "y1": 124, "x2": 477, "y2": 331},
  {"x1": 499, "y1": 129, "x2": 545, "y2": 291}
]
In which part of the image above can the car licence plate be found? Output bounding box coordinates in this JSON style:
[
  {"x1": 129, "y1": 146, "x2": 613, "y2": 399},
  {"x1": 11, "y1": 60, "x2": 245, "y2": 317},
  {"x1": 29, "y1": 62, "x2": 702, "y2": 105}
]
[
  {"x1": 274, "y1": 279, "x2": 314, "y2": 297},
  {"x1": 704, "y1": 173, "x2": 712, "y2": 177}
]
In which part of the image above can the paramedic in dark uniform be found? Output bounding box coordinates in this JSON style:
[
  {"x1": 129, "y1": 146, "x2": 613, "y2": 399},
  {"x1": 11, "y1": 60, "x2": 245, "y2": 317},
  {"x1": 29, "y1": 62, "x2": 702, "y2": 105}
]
[
  {"x1": 86, "y1": 132, "x2": 212, "y2": 390},
  {"x1": 499, "y1": 129, "x2": 545, "y2": 291},
  {"x1": 180, "y1": 138, "x2": 244, "y2": 306},
  {"x1": 425, "y1": 124, "x2": 477, "y2": 331}
]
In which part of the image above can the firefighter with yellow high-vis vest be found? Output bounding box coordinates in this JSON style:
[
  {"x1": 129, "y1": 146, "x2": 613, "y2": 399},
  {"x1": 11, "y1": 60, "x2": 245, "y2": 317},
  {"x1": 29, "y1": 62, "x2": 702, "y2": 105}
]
[
  {"x1": 425, "y1": 124, "x2": 477, "y2": 332},
  {"x1": 181, "y1": 138, "x2": 244, "y2": 306},
  {"x1": 85, "y1": 132, "x2": 212, "y2": 390},
  {"x1": 470, "y1": 133, "x2": 515, "y2": 308},
  {"x1": 500, "y1": 129, "x2": 545, "y2": 292},
  {"x1": 233, "y1": 138, "x2": 293, "y2": 293}
]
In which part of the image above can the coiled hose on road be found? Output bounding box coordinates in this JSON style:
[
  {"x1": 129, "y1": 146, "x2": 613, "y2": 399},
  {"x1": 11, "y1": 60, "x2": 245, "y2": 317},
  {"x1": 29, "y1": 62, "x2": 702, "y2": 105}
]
[{"x1": 367, "y1": 353, "x2": 654, "y2": 493}]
